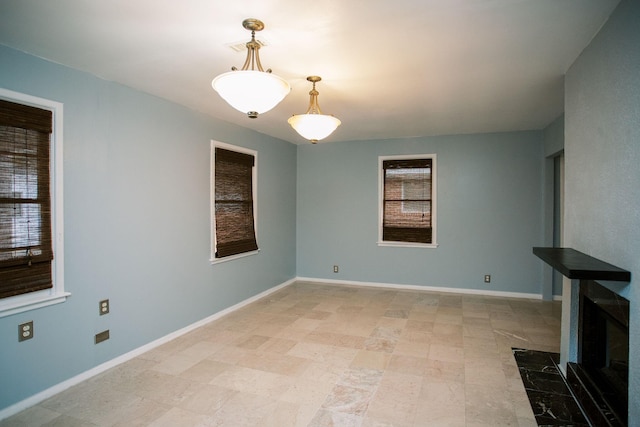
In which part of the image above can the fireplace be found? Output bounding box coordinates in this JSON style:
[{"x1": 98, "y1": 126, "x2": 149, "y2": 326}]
[
  {"x1": 532, "y1": 247, "x2": 631, "y2": 427},
  {"x1": 567, "y1": 280, "x2": 629, "y2": 426}
]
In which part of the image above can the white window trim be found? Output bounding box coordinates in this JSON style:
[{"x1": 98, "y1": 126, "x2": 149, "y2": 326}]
[
  {"x1": 378, "y1": 153, "x2": 438, "y2": 249},
  {"x1": 0, "y1": 88, "x2": 68, "y2": 318},
  {"x1": 210, "y1": 140, "x2": 259, "y2": 264}
]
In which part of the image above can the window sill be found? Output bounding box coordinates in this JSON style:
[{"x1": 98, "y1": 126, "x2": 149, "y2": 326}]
[
  {"x1": 210, "y1": 249, "x2": 260, "y2": 265},
  {"x1": 378, "y1": 241, "x2": 439, "y2": 249},
  {"x1": 0, "y1": 291, "x2": 71, "y2": 318}
]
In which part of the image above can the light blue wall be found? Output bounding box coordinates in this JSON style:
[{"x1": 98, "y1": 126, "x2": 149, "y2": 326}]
[
  {"x1": 564, "y1": 0, "x2": 639, "y2": 422},
  {"x1": 0, "y1": 45, "x2": 297, "y2": 410},
  {"x1": 297, "y1": 132, "x2": 545, "y2": 294}
]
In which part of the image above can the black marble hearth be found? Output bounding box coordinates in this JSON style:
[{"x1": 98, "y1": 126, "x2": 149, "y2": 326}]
[{"x1": 513, "y1": 348, "x2": 589, "y2": 426}]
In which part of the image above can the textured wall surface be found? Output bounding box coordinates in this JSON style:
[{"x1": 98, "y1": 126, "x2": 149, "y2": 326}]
[{"x1": 564, "y1": 0, "x2": 639, "y2": 422}]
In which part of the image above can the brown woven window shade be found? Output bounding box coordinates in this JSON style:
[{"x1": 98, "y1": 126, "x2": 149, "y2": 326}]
[
  {"x1": 383, "y1": 158, "x2": 432, "y2": 244},
  {"x1": 214, "y1": 147, "x2": 258, "y2": 258},
  {"x1": 0, "y1": 99, "x2": 53, "y2": 298}
]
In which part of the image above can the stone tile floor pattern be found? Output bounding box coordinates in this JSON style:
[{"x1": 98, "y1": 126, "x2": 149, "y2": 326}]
[{"x1": 1, "y1": 282, "x2": 562, "y2": 426}]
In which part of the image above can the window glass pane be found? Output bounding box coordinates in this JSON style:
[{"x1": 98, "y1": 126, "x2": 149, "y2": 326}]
[{"x1": 381, "y1": 156, "x2": 435, "y2": 245}]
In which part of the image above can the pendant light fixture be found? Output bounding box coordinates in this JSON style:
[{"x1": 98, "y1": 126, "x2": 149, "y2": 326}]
[
  {"x1": 288, "y1": 76, "x2": 341, "y2": 143},
  {"x1": 212, "y1": 19, "x2": 290, "y2": 119}
]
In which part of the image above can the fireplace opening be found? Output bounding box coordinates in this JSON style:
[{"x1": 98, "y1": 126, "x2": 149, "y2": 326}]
[{"x1": 578, "y1": 280, "x2": 629, "y2": 425}]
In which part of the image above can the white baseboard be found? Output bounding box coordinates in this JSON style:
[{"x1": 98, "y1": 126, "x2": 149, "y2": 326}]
[
  {"x1": 296, "y1": 276, "x2": 545, "y2": 300},
  {"x1": 0, "y1": 278, "x2": 296, "y2": 421}
]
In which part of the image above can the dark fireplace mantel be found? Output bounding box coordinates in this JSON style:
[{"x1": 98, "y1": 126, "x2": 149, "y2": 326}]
[{"x1": 532, "y1": 247, "x2": 631, "y2": 282}]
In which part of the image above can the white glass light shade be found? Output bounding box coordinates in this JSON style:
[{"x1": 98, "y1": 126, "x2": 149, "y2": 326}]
[
  {"x1": 212, "y1": 70, "x2": 291, "y2": 117},
  {"x1": 288, "y1": 113, "x2": 341, "y2": 142}
]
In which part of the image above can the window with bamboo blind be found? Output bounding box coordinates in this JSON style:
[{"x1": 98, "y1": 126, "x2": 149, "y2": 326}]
[
  {"x1": 379, "y1": 154, "x2": 437, "y2": 247},
  {"x1": 0, "y1": 90, "x2": 67, "y2": 316},
  {"x1": 211, "y1": 141, "x2": 258, "y2": 261}
]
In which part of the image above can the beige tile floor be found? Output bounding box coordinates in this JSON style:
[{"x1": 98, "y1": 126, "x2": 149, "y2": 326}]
[{"x1": 2, "y1": 281, "x2": 561, "y2": 427}]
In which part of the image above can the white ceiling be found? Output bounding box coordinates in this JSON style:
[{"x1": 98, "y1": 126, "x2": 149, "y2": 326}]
[{"x1": 0, "y1": 0, "x2": 619, "y2": 144}]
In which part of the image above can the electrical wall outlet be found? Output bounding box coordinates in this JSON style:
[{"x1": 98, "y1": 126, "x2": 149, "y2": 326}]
[
  {"x1": 333, "y1": 265, "x2": 339, "y2": 273},
  {"x1": 484, "y1": 274, "x2": 491, "y2": 283},
  {"x1": 95, "y1": 330, "x2": 110, "y2": 344},
  {"x1": 99, "y1": 299, "x2": 109, "y2": 315},
  {"x1": 19, "y1": 321, "x2": 33, "y2": 342}
]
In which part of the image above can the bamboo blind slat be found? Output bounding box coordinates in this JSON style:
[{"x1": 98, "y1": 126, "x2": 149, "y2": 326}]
[
  {"x1": 0, "y1": 99, "x2": 53, "y2": 298},
  {"x1": 214, "y1": 148, "x2": 258, "y2": 258}
]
